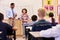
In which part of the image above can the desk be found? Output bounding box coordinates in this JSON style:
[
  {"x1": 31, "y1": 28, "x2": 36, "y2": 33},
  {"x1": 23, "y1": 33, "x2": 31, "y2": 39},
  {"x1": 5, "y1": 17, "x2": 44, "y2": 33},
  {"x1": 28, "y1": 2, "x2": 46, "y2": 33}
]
[
  {"x1": 29, "y1": 32, "x2": 41, "y2": 40},
  {"x1": 29, "y1": 32, "x2": 55, "y2": 40},
  {"x1": 29, "y1": 32, "x2": 40, "y2": 38}
]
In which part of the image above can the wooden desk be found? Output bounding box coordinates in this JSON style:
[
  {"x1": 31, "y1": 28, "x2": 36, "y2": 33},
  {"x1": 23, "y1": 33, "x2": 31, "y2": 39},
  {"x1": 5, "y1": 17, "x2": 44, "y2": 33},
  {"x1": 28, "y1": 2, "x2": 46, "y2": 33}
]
[
  {"x1": 29, "y1": 32, "x2": 40, "y2": 38},
  {"x1": 29, "y1": 32, "x2": 42, "y2": 40},
  {"x1": 3, "y1": 19, "x2": 23, "y2": 36}
]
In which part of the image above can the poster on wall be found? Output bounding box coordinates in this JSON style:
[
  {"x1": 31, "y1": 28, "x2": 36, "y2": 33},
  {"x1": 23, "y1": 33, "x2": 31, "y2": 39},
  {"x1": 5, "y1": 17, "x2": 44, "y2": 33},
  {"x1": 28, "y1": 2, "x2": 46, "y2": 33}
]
[
  {"x1": 43, "y1": 0, "x2": 53, "y2": 6},
  {"x1": 49, "y1": 5, "x2": 54, "y2": 11},
  {"x1": 43, "y1": 0, "x2": 55, "y2": 14},
  {"x1": 44, "y1": 5, "x2": 54, "y2": 11},
  {"x1": 57, "y1": 6, "x2": 60, "y2": 15},
  {"x1": 44, "y1": 5, "x2": 48, "y2": 10}
]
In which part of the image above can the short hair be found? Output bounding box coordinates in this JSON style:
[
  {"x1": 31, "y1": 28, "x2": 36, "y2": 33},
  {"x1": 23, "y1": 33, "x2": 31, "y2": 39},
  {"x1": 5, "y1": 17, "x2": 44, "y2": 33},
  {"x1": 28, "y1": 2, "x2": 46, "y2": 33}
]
[
  {"x1": 31, "y1": 15, "x2": 37, "y2": 21},
  {"x1": 22, "y1": 8, "x2": 27, "y2": 13},
  {"x1": 49, "y1": 12, "x2": 54, "y2": 17},
  {"x1": 0, "y1": 13, "x2": 4, "y2": 21},
  {"x1": 38, "y1": 8, "x2": 46, "y2": 17},
  {"x1": 10, "y1": 3, "x2": 15, "y2": 5}
]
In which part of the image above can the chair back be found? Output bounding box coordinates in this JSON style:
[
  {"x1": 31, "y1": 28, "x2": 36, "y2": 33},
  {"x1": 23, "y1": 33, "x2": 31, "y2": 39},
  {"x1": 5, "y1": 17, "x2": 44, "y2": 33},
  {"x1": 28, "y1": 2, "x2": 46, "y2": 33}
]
[{"x1": 0, "y1": 27, "x2": 7, "y2": 40}]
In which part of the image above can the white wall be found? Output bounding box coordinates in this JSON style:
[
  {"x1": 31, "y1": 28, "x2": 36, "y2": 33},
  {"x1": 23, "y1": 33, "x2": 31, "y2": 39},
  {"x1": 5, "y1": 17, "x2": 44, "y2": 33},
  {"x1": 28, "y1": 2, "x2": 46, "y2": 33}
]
[
  {"x1": 0, "y1": 0, "x2": 42, "y2": 19},
  {"x1": 58, "y1": 0, "x2": 60, "y2": 5}
]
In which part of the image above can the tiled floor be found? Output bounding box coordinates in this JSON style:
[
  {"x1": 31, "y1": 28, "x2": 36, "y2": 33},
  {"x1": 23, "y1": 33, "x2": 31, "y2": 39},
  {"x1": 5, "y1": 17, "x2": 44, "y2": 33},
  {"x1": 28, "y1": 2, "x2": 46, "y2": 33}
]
[
  {"x1": 16, "y1": 37, "x2": 25, "y2": 40},
  {"x1": 16, "y1": 37, "x2": 26, "y2": 40}
]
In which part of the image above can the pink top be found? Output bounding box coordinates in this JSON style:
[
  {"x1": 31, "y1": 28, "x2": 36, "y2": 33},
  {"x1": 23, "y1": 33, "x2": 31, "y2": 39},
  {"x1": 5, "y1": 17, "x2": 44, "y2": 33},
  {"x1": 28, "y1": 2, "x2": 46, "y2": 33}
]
[{"x1": 21, "y1": 14, "x2": 29, "y2": 24}]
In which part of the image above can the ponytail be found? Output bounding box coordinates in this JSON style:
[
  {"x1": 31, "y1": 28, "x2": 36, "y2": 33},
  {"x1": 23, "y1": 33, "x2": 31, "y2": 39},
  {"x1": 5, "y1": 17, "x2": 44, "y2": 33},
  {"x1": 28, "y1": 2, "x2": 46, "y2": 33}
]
[{"x1": 51, "y1": 17, "x2": 55, "y2": 23}]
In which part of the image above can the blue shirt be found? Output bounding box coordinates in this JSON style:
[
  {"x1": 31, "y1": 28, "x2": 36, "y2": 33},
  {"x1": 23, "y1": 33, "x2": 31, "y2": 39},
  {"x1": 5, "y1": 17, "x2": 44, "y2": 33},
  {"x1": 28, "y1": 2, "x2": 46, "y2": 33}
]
[{"x1": 32, "y1": 20, "x2": 52, "y2": 31}]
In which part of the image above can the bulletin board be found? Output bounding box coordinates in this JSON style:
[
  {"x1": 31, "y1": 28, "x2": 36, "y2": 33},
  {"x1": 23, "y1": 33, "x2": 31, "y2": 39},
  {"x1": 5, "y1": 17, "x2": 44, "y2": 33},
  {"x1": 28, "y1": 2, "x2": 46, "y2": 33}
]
[
  {"x1": 42, "y1": 0, "x2": 58, "y2": 22},
  {"x1": 42, "y1": 0, "x2": 57, "y2": 16}
]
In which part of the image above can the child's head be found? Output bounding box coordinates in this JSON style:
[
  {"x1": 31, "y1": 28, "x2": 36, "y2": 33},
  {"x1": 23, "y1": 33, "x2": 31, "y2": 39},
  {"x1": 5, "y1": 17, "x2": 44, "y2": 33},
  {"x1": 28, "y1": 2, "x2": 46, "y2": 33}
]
[
  {"x1": 31, "y1": 15, "x2": 37, "y2": 21},
  {"x1": 49, "y1": 12, "x2": 54, "y2": 17},
  {"x1": 22, "y1": 8, "x2": 27, "y2": 14},
  {"x1": 38, "y1": 8, "x2": 46, "y2": 18}
]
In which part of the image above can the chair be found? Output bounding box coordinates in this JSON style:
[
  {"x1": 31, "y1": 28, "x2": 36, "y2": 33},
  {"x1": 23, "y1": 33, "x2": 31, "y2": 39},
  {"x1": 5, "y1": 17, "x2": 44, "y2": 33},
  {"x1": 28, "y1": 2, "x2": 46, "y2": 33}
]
[
  {"x1": 0, "y1": 27, "x2": 7, "y2": 40},
  {"x1": 25, "y1": 26, "x2": 32, "y2": 40}
]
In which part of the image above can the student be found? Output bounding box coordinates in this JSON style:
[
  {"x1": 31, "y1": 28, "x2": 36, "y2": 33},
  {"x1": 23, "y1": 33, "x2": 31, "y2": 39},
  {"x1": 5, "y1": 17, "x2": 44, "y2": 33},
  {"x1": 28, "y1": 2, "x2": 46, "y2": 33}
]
[
  {"x1": 0, "y1": 13, "x2": 13, "y2": 40},
  {"x1": 6, "y1": 3, "x2": 17, "y2": 26},
  {"x1": 20, "y1": 8, "x2": 29, "y2": 27},
  {"x1": 28, "y1": 15, "x2": 37, "y2": 26},
  {"x1": 48, "y1": 12, "x2": 58, "y2": 26},
  {"x1": 20, "y1": 8, "x2": 29, "y2": 37},
  {"x1": 32, "y1": 8, "x2": 54, "y2": 40},
  {"x1": 27, "y1": 15, "x2": 37, "y2": 40},
  {"x1": 39, "y1": 24, "x2": 60, "y2": 40}
]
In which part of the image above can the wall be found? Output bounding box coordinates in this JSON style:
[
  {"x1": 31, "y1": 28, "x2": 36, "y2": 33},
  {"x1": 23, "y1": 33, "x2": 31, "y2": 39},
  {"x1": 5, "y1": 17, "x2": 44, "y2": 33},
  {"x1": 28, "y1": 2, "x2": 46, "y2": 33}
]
[{"x1": 0, "y1": 0, "x2": 42, "y2": 19}]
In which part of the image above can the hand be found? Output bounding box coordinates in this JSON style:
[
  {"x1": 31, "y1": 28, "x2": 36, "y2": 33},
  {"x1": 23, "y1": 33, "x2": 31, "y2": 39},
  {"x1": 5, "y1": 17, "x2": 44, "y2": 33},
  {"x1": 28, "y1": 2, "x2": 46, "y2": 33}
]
[
  {"x1": 9, "y1": 17, "x2": 13, "y2": 19},
  {"x1": 15, "y1": 14, "x2": 17, "y2": 17},
  {"x1": 14, "y1": 14, "x2": 17, "y2": 18},
  {"x1": 12, "y1": 27, "x2": 17, "y2": 30},
  {"x1": 9, "y1": 17, "x2": 14, "y2": 20},
  {"x1": 18, "y1": 18, "x2": 20, "y2": 20}
]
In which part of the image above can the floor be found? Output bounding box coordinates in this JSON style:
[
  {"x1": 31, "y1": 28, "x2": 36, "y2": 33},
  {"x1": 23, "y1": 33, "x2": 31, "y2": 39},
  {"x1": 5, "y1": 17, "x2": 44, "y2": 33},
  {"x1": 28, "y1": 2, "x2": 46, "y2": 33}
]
[
  {"x1": 15, "y1": 36, "x2": 26, "y2": 40},
  {"x1": 17, "y1": 38, "x2": 25, "y2": 40},
  {"x1": 16, "y1": 37, "x2": 25, "y2": 40}
]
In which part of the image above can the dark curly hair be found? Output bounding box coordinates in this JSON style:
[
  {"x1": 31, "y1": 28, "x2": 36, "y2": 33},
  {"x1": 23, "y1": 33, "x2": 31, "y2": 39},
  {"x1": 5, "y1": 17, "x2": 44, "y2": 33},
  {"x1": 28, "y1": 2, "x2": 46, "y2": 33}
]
[
  {"x1": 31, "y1": 15, "x2": 37, "y2": 21},
  {"x1": 49, "y1": 12, "x2": 54, "y2": 17},
  {"x1": 22, "y1": 8, "x2": 27, "y2": 13}
]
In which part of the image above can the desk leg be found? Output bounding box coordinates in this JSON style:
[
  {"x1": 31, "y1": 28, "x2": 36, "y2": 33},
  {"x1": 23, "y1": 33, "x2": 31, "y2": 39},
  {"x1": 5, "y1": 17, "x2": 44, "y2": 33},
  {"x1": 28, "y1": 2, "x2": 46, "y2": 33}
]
[{"x1": 14, "y1": 31, "x2": 16, "y2": 40}]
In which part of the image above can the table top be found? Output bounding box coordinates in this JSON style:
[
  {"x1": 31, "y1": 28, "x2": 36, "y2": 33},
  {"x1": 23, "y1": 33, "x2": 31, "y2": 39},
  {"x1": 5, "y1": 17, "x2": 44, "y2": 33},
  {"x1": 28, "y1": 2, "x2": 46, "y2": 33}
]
[
  {"x1": 26, "y1": 27, "x2": 32, "y2": 30},
  {"x1": 0, "y1": 31, "x2": 2, "y2": 34},
  {"x1": 29, "y1": 31, "x2": 40, "y2": 38}
]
